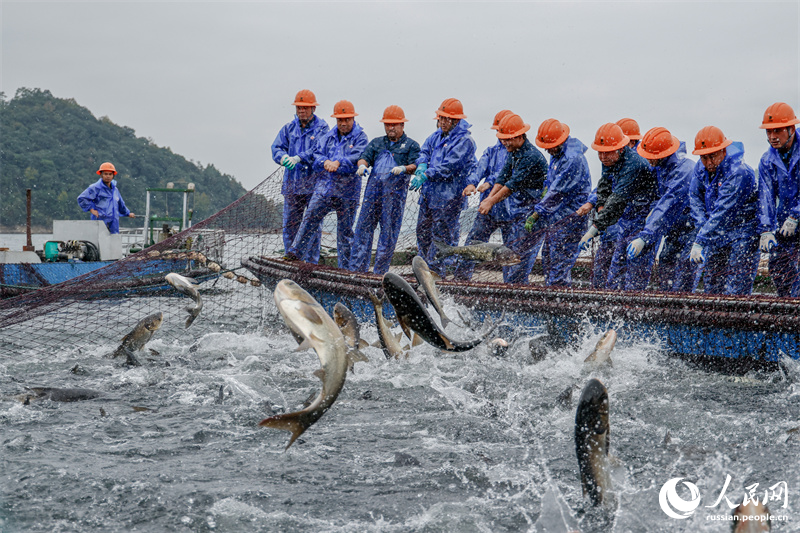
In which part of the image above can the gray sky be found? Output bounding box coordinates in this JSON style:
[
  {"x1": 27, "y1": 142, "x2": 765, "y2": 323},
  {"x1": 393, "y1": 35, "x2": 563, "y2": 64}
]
[{"x1": 2, "y1": 1, "x2": 799, "y2": 191}]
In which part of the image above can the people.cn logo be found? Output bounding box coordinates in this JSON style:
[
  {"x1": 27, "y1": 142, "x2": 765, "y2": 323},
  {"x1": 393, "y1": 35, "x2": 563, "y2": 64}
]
[{"x1": 659, "y1": 477, "x2": 702, "y2": 519}]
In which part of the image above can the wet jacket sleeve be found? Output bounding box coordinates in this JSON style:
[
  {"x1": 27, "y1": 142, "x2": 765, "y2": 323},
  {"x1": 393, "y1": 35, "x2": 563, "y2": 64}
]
[
  {"x1": 503, "y1": 150, "x2": 547, "y2": 192},
  {"x1": 587, "y1": 188, "x2": 598, "y2": 206},
  {"x1": 297, "y1": 121, "x2": 328, "y2": 164},
  {"x1": 336, "y1": 131, "x2": 369, "y2": 175},
  {"x1": 415, "y1": 134, "x2": 434, "y2": 167},
  {"x1": 757, "y1": 156, "x2": 778, "y2": 233},
  {"x1": 535, "y1": 156, "x2": 587, "y2": 218},
  {"x1": 271, "y1": 124, "x2": 291, "y2": 165},
  {"x1": 117, "y1": 192, "x2": 131, "y2": 217},
  {"x1": 637, "y1": 163, "x2": 691, "y2": 244},
  {"x1": 694, "y1": 166, "x2": 755, "y2": 247},
  {"x1": 360, "y1": 138, "x2": 382, "y2": 167},
  {"x1": 467, "y1": 147, "x2": 493, "y2": 187},
  {"x1": 594, "y1": 161, "x2": 652, "y2": 233},
  {"x1": 77, "y1": 182, "x2": 99, "y2": 212},
  {"x1": 689, "y1": 169, "x2": 708, "y2": 231},
  {"x1": 426, "y1": 136, "x2": 477, "y2": 183},
  {"x1": 404, "y1": 140, "x2": 421, "y2": 167}
]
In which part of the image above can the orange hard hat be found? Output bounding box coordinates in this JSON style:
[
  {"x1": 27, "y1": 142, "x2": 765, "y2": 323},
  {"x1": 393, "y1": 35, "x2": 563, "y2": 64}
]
[
  {"x1": 331, "y1": 100, "x2": 358, "y2": 118},
  {"x1": 692, "y1": 126, "x2": 732, "y2": 155},
  {"x1": 496, "y1": 114, "x2": 531, "y2": 139},
  {"x1": 435, "y1": 98, "x2": 467, "y2": 119},
  {"x1": 491, "y1": 110, "x2": 513, "y2": 130},
  {"x1": 535, "y1": 118, "x2": 570, "y2": 149},
  {"x1": 293, "y1": 89, "x2": 319, "y2": 107},
  {"x1": 616, "y1": 118, "x2": 642, "y2": 140},
  {"x1": 759, "y1": 102, "x2": 800, "y2": 129},
  {"x1": 96, "y1": 162, "x2": 117, "y2": 175},
  {"x1": 380, "y1": 105, "x2": 408, "y2": 124},
  {"x1": 637, "y1": 127, "x2": 680, "y2": 160},
  {"x1": 592, "y1": 123, "x2": 630, "y2": 152}
]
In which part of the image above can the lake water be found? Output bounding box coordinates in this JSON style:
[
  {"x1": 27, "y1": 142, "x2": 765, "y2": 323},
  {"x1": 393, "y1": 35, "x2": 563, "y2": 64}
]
[{"x1": 1, "y1": 285, "x2": 798, "y2": 532}]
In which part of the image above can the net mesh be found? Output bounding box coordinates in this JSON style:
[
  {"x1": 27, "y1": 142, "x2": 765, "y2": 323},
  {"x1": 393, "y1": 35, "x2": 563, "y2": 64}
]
[{"x1": 0, "y1": 166, "x2": 794, "y2": 357}]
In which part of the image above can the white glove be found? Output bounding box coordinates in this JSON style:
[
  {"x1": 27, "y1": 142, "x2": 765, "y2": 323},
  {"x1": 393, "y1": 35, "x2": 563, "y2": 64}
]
[
  {"x1": 760, "y1": 232, "x2": 777, "y2": 253},
  {"x1": 357, "y1": 164, "x2": 368, "y2": 177},
  {"x1": 626, "y1": 238, "x2": 646, "y2": 260},
  {"x1": 579, "y1": 225, "x2": 599, "y2": 251},
  {"x1": 779, "y1": 217, "x2": 798, "y2": 237},
  {"x1": 690, "y1": 243, "x2": 705, "y2": 264},
  {"x1": 391, "y1": 165, "x2": 406, "y2": 176}
]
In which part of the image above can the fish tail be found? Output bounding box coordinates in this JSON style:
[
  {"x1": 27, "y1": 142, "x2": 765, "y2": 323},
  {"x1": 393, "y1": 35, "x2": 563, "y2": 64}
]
[
  {"x1": 259, "y1": 412, "x2": 310, "y2": 450},
  {"x1": 440, "y1": 313, "x2": 451, "y2": 330}
]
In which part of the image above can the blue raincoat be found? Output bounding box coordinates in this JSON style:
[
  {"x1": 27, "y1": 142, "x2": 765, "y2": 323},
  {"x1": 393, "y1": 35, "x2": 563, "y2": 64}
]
[
  {"x1": 288, "y1": 123, "x2": 369, "y2": 269},
  {"x1": 594, "y1": 146, "x2": 660, "y2": 291},
  {"x1": 351, "y1": 133, "x2": 420, "y2": 274},
  {"x1": 586, "y1": 188, "x2": 619, "y2": 289},
  {"x1": 457, "y1": 141, "x2": 512, "y2": 280},
  {"x1": 533, "y1": 137, "x2": 592, "y2": 286},
  {"x1": 271, "y1": 114, "x2": 329, "y2": 260},
  {"x1": 635, "y1": 143, "x2": 697, "y2": 292},
  {"x1": 77, "y1": 179, "x2": 131, "y2": 234},
  {"x1": 690, "y1": 142, "x2": 760, "y2": 295},
  {"x1": 758, "y1": 137, "x2": 800, "y2": 297},
  {"x1": 415, "y1": 120, "x2": 477, "y2": 277},
  {"x1": 494, "y1": 139, "x2": 548, "y2": 284}
]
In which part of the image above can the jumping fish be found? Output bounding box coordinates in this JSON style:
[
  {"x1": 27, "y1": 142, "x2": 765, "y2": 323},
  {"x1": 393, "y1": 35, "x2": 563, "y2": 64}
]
[
  {"x1": 368, "y1": 291, "x2": 410, "y2": 360},
  {"x1": 382, "y1": 272, "x2": 492, "y2": 352},
  {"x1": 16, "y1": 387, "x2": 102, "y2": 403},
  {"x1": 411, "y1": 255, "x2": 452, "y2": 329},
  {"x1": 259, "y1": 279, "x2": 348, "y2": 450},
  {"x1": 111, "y1": 312, "x2": 163, "y2": 366},
  {"x1": 732, "y1": 500, "x2": 771, "y2": 532},
  {"x1": 333, "y1": 302, "x2": 369, "y2": 371},
  {"x1": 584, "y1": 329, "x2": 617, "y2": 366},
  {"x1": 433, "y1": 239, "x2": 521, "y2": 266},
  {"x1": 575, "y1": 378, "x2": 614, "y2": 508},
  {"x1": 165, "y1": 272, "x2": 203, "y2": 328}
]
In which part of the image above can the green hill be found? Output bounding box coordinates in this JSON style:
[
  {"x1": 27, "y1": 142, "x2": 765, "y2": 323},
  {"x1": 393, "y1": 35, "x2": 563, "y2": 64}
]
[{"x1": 0, "y1": 88, "x2": 248, "y2": 231}]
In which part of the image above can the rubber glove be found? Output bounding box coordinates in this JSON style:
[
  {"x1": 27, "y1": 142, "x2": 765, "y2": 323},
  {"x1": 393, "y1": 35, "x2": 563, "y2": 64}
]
[
  {"x1": 759, "y1": 232, "x2": 777, "y2": 253},
  {"x1": 357, "y1": 164, "x2": 368, "y2": 177},
  {"x1": 690, "y1": 243, "x2": 705, "y2": 264},
  {"x1": 280, "y1": 154, "x2": 290, "y2": 167},
  {"x1": 579, "y1": 225, "x2": 599, "y2": 251},
  {"x1": 391, "y1": 166, "x2": 406, "y2": 176},
  {"x1": 626, "y1": 238, "x2": 646, "y2": 260},
  {"x1": 410, "y1": 164, "x2": 428, "y2": 191},
  {"x1": 283, "y1": 155, "x2": 301, "y2": 170},
  {"x1": 779, "y1": 217, "x2": 798, "y2": 237},
  {"x1": 524, "y1": 211, "x2": 540, "y2": 233}
]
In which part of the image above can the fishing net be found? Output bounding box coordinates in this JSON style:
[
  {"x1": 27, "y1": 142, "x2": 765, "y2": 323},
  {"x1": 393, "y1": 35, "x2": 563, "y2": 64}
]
[{"x1": 0, "y1": 166, "x2": 796, "y2": 361}]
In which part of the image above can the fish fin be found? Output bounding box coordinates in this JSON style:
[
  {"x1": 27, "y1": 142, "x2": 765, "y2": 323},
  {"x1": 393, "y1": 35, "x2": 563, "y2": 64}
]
[
  {"x1": 350, "y1": 349, "x2": 369, "y2": 363},
  {"x1": 149, "y1": 348, "x2": 160, "y2": 356},
  {"x1": 313, "y1": 368, "x2": 327, "y2": 382},
  {"x1": 185, "y1": 314, "x2": 197, "y2": 328},
  {"x1": 411, "y1": 333, "x2": 424, "y2": 347},
  {"x1": 299, "y1": 305, "x2": 324, "y2": 325},
  {"x1": 397, "y1": 317, "x2": 413, "y2": 342},
  {"x1": 125, "y1": 352, "x2": 142, "y2": 367},
  {"x1": 440, "y1": 313, "x2": 451, "y2": 330},
  {"x1": 358, "y1": 339, "x2": 370, "y2": 350},
  {"x1": 294, "y1": 338, "x2": 313, "y2": 352},
  {"x1": 430, "y1": 271, "x2": 442, "y2": 282},
  {"x1": 439, "y1": 334, "x2": 456, "y2": 350},
  {"x1": 394, "y1": 332, "x2": 404, "y2": 343},
  {"x1": 184, "y1": 276, "x2": 200, "y2": 284},
  {"x1": 370, "y1": 340, "x2": 382, "y2": 349},
  {"x1": 259, "y1": 412, "x2": 309, "y2": 451}
]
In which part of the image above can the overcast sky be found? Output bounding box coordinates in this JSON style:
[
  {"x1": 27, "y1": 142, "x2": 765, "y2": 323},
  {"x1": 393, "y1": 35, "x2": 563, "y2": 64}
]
[{"x1": 2, "y1": 1, "x2": 799, "y2": 191}]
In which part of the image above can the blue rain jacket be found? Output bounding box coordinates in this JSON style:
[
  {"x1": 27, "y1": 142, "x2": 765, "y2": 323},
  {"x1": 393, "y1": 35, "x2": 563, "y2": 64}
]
[
  {"x1": 271, "y1": 115, "x2": 330, "y2": 196},
  {"x1": 690, "y1": 142, "x2": 759, "y2": 248},
  {"x1": 635, "y1": 143, "x2": 695, "y2": 245},
  {"x1": 77, "y1": 179, "x2": 131, "y2": 234},
  {"x1": 467, "y1": 141, "x2": 512, "y2": 221},
  {"x1": 757, "y1": 136, "x2": 800, "y2": 233},
  {"x1": 533, "y1": 137, "x2": 591, "y2": 225},
  {"x1": 312, "y1": 123, "x2": 369, "y2": 200},
  {"x1": 594, "y1": 146, "x2": 658, "y2": 234},
  {"x1": 415, "y1": 120, "x2": 477, "y2": 209},
  {"x1": 495, "y1": 138, "x2": 548, "y2": 218}
]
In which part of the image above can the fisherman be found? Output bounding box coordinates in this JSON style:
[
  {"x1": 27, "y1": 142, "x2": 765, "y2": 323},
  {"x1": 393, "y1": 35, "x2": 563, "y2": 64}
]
[
  {"x1": 350, "y1": 105, "x2": 420, "y2": 275},
  {"x1": 410, "y1": 98, "x2": 477, "y2": 278},
  {"x1": 689, "y1": 126, "x2": 760, "y2": 295},
  {"x1": 271, "y1": 90, "x2": 329, "y2": 263},
  {"x1": 77, "y1": 162, "x2": 135, "y2": 234},
  {"x1": 579, "y1": 123, "x2": 659, "y2": 291},
  {"x1": 285, "y1": 100, "x2": 368, "y2": 270},
  {"x1": 628, "y1": 127, "x2": 697, "y2": 292},
  {"x1": 456, "y1": 110, "x2": 514, "y2": 281},
  {"x1": 757, "y1": 102, "x2": 800, "y2": 297},
  {"x1": 477, "y1": 113, "x2": 549, "y2": 284},
  {"x1": 524, "y1": 119, "x2": 591, "y2": 287}
]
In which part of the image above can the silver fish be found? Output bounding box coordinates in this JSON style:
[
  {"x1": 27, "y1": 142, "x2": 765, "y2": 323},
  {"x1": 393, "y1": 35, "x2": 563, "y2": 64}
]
[
  {"x1": 433, "y1": 239, "x2": 521, "y2": 266},
  {"x1": 584, "y1": 329, "x2": 617, "y2": 366},
  {"x1": 412, "y1": 255, "x2": 452, "y2": 329},
  {"x1": 111, "y1": 312, "x2": 163, "y2": 366},
  {"x1": 575, "y1": 378, "x2": 614, "y2": 508},
  {"x1": 260, "y1": 279, "x2": 348, "y2": 450},
  {"x1": 17, "y1": 387, "x2": 102, "y2": 403},
  {"x1": 333, "y1": 302, "x2": 369, "y2": 371},
  {"x1": 165, "y1": 272, "x2": 203, "y2": 328},
  {"x1": 368, "y1": 292, "x2": 410, "y2": 360}
]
